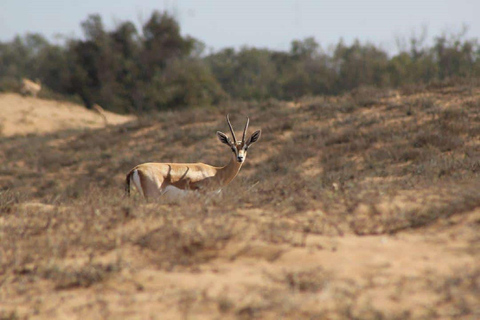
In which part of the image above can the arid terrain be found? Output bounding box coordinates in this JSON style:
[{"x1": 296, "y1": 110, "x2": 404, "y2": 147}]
[
  {"x1": 0, "y1": 94, "x2": 134, "y2": 137},
  {"x1": 0, "y1": 85, "x2": 479, "y2": 319}
]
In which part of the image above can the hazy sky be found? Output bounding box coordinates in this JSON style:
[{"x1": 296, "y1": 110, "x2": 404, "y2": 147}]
[{"x1": 1, "y1": 0, "x2": 479, "y2": 53}]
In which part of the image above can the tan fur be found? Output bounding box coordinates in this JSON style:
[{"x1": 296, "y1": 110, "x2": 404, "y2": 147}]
[{"x1": 127, "y1": 159, "x2": 242, "y2": 199}]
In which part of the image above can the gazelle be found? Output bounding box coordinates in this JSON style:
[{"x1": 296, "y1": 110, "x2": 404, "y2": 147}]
[
  {"x1": 125, "y1": 115, "x2": 261, "y2": 199},
  {"x1": 21, "y1": 78, "x2": 42, "y2": 97}
]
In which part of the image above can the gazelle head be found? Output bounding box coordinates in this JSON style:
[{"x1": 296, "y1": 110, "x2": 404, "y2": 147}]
[{"x1": 216, "y1": 114, "x2": 261, "y2": 163}]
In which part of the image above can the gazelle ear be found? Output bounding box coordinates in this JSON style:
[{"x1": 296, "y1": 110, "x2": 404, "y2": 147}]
[
  {"x1": 217, "y1": 131, "x2": 233, "y2": 146},
  {"x1": 246, "y1": 130, "x2": 261, "y2": 146}
]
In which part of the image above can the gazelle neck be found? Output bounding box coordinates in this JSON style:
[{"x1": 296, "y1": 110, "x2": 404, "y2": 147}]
[{"x1": 217, "y1": 154, "x2": 243, "y2": 186}]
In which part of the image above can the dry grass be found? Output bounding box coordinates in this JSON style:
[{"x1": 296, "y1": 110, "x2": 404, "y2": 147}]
[{"x1": 1, "y1": 84, "x2": 480, "y2": 318}]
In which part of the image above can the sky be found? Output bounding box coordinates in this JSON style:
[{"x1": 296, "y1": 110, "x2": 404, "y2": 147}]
[{"x1": 1, "y1": 0, "x2": 479, "y2": 54}]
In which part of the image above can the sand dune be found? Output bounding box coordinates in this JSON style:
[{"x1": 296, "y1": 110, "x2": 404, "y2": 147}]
[{"x1": 0, "y1": 93, "x2": 135, "y2": 136}]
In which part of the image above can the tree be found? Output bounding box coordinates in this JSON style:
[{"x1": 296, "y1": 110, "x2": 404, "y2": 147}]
[
  {"x1": 141, "y1": 11, "x2": 194, "y2": 76},
  {"x1": 332, "y1": 40, "x2": 389, "y2": 92}
]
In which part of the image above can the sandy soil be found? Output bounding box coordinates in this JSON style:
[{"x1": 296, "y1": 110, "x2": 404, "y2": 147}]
[
  {"x1": 2, "y1": 206, "x2": 478, "y2": 319},
  {"x1": 0, "y1": 93, "x2": 135, "y2": 136}
]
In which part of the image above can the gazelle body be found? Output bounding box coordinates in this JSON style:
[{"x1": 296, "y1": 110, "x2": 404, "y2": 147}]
[
  {"x1": 126, "y1": 115, "x2": 261, "y2": 200},
  {"x1": 21, "y1": 78, "x2": 42, "y2": 97}
]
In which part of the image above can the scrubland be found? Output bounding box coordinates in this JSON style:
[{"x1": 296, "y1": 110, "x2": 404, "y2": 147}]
[{"x1": 1, "y1": 83, "x2": 480, "y2": 319}]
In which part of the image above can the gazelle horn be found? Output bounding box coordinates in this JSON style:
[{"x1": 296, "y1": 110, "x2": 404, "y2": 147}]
[
  {"x1": 226, "y1": 114, "x2": 237, "y2": 144},
  {"x1": 242, "y1": 116, "x2": 250, "y2": 142}
]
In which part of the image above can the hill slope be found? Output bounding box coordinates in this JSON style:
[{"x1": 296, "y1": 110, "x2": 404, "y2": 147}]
[
  {"x1": 0, "y1": 85, "x2": 479, "y2": 319},
  {"x1": 0, "y1": 93, "x2": 134, "y2": 136}
]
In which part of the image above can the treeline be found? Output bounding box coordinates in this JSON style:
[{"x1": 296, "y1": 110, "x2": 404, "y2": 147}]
[{"x1": 1, "y1": 11, "x2": 480, "y2": 113}]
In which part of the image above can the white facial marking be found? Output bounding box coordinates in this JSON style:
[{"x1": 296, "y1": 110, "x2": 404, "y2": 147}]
[{"x1": 237, "y1": 149, "x2": 246, "y2": 162}]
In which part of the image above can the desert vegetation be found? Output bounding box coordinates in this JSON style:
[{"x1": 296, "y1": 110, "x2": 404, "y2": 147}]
[{"x1": 1, "y1": 82, "x2": 479, "y2": 318}]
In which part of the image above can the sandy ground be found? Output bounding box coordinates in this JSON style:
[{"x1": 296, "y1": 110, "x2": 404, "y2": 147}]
[
  {"x1": 2, "y1": 206, "x2": 478, "y2": 319},
  {"x1": 0, "y1": 93, "x2": 135, "y2": 136}
]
